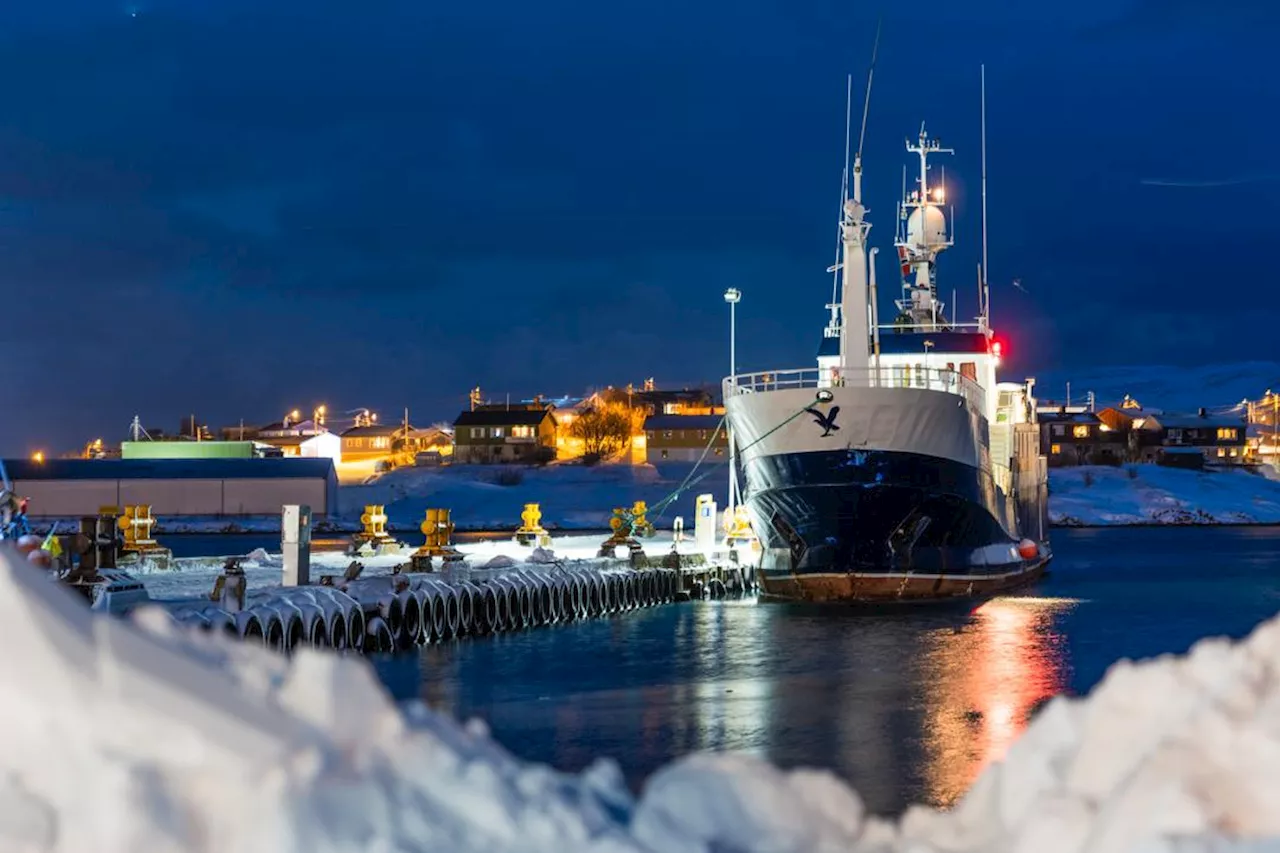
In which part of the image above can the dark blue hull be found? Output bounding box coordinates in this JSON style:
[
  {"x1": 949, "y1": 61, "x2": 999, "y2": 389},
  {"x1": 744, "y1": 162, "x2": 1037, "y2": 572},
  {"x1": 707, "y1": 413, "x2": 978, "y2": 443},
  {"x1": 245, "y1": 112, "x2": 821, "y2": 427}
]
[{"x1": 741, "y1": 449, "x2": 1047, "y2": 603}]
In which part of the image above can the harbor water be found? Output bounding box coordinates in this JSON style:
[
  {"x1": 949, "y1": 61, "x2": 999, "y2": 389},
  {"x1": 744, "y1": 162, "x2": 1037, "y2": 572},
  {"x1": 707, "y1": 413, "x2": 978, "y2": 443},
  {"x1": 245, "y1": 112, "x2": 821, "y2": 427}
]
[{"x1": 364, "y1": 525, "x2": 1280, "y2": 815}]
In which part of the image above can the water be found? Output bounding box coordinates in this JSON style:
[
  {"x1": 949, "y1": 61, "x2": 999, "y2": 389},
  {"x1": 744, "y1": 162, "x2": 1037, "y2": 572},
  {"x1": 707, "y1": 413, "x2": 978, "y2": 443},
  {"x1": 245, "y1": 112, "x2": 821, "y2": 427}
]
[{"x1": 370, "y1": 526, "x2": 1280, "y2": 816}]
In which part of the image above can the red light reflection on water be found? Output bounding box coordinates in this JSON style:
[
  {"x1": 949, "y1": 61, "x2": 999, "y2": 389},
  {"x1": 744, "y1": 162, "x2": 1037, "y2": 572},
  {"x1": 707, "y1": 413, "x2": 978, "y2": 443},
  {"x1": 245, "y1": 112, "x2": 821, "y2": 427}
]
[{"x1": 918, "y1": 596, "x2": 1073, "y2": 807}]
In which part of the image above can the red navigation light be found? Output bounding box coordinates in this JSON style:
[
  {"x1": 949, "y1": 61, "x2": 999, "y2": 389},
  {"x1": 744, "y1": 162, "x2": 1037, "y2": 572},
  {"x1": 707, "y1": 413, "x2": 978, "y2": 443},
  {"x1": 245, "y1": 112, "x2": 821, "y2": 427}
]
[{"x1": 991, "y1": 339, "x2": 1004, "y2": 359}]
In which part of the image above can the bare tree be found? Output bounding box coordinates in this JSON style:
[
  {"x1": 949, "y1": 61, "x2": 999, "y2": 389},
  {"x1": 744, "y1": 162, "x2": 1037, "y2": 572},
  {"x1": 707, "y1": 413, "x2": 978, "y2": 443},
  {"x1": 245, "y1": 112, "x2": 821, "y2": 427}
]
[{"x1": 570, "y1": 402, "x2": 644, "y2": 459}]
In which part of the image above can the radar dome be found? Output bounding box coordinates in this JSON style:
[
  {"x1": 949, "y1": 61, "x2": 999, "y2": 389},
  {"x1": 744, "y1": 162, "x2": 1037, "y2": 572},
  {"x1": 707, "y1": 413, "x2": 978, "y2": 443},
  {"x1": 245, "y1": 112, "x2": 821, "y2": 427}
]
[{"x1": 906, "y1": 206, "x2": 947, "y2": 247}]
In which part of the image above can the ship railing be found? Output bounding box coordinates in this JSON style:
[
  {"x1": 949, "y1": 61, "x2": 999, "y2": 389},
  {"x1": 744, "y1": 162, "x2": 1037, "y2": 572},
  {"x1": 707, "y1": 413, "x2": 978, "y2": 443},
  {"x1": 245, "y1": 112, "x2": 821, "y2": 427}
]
[
  {"x1": 724, "y1": 366, "x2": 986, "y2": 412},
  {"x1": 874, "y1": 321, "x2": 989, "y2": 333}
]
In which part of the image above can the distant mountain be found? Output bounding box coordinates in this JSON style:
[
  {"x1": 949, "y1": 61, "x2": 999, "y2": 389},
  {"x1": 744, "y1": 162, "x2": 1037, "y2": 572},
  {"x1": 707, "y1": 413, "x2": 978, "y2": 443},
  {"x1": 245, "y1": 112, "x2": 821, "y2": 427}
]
[{"x1": 1031, "y1": 361, "x2": 1280, "y2": 413}]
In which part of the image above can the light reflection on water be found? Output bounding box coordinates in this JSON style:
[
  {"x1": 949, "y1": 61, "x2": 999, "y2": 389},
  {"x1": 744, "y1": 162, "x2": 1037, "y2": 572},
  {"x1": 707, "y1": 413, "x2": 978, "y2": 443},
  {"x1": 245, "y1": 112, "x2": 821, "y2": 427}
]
[
  {"x1": 378, "y1": 593, "x2": 1073, "y2": 815},
  {"x1": 916, "y1": 596, "x2": 1076, "y2": 805},
  {"x1": 370, "y1": 526, "x2": 1280, "y2": 816}
]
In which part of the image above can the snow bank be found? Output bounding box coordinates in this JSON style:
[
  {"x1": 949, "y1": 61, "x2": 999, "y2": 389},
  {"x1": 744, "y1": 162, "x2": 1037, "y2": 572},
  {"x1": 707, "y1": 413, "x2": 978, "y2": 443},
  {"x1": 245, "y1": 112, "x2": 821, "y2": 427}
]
[
  {"x1": 8, "y1": 544, "x2": 1280, "y2": 851},
  {"x1": 1050, "y1": 465, "x2": 1280, "y2": 526},
  {"x1": 341, "y1": 461, "x2": 728, "y2": 532}
]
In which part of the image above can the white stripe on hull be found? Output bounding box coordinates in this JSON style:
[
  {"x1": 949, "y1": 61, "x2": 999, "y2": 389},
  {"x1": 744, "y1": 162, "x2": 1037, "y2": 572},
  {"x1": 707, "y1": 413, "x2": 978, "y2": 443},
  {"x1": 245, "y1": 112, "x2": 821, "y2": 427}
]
[{"x1": 727, "y1": 386, "x2": 987, "y2": 470}]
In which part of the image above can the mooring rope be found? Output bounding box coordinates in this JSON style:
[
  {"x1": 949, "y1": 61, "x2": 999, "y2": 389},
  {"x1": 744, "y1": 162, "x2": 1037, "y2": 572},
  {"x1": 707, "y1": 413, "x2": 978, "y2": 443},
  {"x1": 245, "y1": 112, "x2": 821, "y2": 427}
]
[{"x1": 645, "y1": 399, "x2": 818, "y2": 522}]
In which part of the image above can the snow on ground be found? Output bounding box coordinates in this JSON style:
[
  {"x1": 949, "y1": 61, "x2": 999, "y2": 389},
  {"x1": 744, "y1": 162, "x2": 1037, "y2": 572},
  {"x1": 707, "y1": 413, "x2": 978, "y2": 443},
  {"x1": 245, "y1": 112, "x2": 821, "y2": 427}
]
[
  {"x1": 9, "y1": 544, "x2": 1280, "y2": 852},
  {"x1": 136, "y1": 533, "x2": 663, "y2": 602},
  {"x1": 1050, "y1": 465, "x2": 1280, "y2": 526},
  {"x1": 1036, "y1": 360, "x2": 1280, "y2": 411},
  {"x1": 340, "y1": 461, "x2": 729, "y2": 532}
]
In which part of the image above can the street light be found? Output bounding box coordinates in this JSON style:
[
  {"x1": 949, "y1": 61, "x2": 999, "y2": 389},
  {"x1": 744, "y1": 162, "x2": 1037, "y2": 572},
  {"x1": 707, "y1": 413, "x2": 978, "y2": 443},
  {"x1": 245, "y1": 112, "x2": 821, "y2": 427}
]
[
  {"x1": 723, "y1": 287, "x2": 742, "y2": 516},
  {"x1": 724, "y1": 287, "x2": 741, "y2": 380}
]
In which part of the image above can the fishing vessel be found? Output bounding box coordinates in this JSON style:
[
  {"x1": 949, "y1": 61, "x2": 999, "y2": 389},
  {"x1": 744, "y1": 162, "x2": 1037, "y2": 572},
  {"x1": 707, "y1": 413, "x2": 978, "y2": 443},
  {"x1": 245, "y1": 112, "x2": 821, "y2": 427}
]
[{"x1": 723, "y1": 66, "x2": 1050, "y2": 604}]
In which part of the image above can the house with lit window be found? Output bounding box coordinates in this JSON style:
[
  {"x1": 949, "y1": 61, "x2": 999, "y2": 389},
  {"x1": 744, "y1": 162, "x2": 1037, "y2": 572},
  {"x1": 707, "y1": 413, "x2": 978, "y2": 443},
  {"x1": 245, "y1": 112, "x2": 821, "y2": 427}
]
[
  {"x1": 452, "y1": 407, "x2": 558, "y2": 464},
  {"x1": 643, "y1": 414, "x2": 728, "y2": 462},
  {"x1": 1037, "y1": 408, "x2": 1124, "y2": 467},
  {"x1": 340, "y1": 425, "x2": 402, "y2": 464},
  {"x1": 1094, "y1": 398, "x2": 1164, "y2": 463},
  {"x1": 1142, "y1": 410, "x2": 1250, "y2": 468}
]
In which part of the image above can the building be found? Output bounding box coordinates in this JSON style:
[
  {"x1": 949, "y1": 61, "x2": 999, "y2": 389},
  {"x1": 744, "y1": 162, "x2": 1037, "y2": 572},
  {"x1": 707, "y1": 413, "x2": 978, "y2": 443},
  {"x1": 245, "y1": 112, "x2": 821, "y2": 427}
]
[
  {"x1": 259, "y1": 431, "x2": 342, "y2": 461},
  {"x1": 121, "y1": 440, "x2": 258, "y2": 460},
  {"x1": 1037, "y1": 409, "x2": 1124, "y2": 467},
  {"x1": 399, "y1": 426, "x2": 453, "y2": 459},
  {"x1": 643, "y1": 414, "x2": 728, "y2": 462},
  {"x1": 1144, "y1": 410, "x2": 1249, "y2": 467},
  {"x1": 340, "y1": 424, "x2": 403, "y2": 464},
  {"x1": 4, "y1": 458, "x2": 339, "y2": 518},
  {"x1": 631, "y1": 386, "x2": 723, "y2": 416},
  {"x1": 452, "y1": 407, "x2": 558, "y2": 464}
]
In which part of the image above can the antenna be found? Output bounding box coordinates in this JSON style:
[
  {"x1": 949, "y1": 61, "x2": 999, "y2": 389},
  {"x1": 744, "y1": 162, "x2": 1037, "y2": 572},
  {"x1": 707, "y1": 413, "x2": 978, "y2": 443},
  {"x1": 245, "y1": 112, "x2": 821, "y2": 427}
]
[
  {"x1": 842, "y1": 74, "x2": 853, "y2": 203},
  {"x1": 851, "y1": 17, "x2": 882, "y2": 204},
  {"x1": 856, "y1": 17, "x2": 882, "y2": 163},
  {"x1": 980, "y1": 63, "x2": 990, "y2": 326}
]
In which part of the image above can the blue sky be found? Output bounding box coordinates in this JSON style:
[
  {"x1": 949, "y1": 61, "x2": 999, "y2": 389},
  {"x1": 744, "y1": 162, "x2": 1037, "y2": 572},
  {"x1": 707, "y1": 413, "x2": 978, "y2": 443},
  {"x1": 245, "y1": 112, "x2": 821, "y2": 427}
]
[{"x1": 1, "y1": 0, "x2": 1274, "y2": 453}]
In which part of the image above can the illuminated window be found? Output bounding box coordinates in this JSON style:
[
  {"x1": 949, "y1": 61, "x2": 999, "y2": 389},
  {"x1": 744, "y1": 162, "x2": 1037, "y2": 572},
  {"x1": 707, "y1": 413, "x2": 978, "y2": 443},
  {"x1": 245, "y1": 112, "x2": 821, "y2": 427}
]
[
  {"x1": 1218, "y1": 448, "x2": 1226, "y2": 458},
  {"x1": 663, "y1": 430, "x2": 673, "y2": 439},
  {"x1": 490, "y1": 427, "x2": 504, "y2": 438},
  {"x1": 470, "y1": 428, "x2": 484, "y2": 438},
  {"x1": 1050, "y1": 443, "x2": 1061, "y2": 454},
  {"x1": 1072, "y1": 425, "x2": 1090, "y2": 439},
  {"x1": 1230, "y1": 449, "x2": 1238, "y2": 457},
  {"x1": 1217, "y1": 427, "x2": 1238, "y2": 441},
  {"x1": 511, "y1": 425, "x2": 534, "y2": 438}
]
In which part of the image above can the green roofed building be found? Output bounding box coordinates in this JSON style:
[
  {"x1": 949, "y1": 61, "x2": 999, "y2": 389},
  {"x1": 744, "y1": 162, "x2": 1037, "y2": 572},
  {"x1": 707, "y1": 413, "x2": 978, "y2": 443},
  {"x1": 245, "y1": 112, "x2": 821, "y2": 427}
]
[{"x1": 121, "y1": 441, "x2": 257, "y2": 460}]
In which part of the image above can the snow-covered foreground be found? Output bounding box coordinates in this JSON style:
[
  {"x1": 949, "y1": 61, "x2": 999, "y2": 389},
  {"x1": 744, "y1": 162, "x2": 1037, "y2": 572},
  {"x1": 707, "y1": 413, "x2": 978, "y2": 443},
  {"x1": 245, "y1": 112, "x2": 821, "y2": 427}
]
[
  {"x1": 1051, "y1": 465, "x2": 1280, "y2": 526},
  {"x1": 8, "y1": 546, "x2": 1280, "y2": 852}
]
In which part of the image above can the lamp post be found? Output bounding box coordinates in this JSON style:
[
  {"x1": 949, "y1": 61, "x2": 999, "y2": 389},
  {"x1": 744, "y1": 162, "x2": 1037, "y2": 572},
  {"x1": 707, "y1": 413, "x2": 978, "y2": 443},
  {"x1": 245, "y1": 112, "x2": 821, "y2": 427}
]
[{"x1": 724, "y1": 287, "x2": 742, "y2": 515}]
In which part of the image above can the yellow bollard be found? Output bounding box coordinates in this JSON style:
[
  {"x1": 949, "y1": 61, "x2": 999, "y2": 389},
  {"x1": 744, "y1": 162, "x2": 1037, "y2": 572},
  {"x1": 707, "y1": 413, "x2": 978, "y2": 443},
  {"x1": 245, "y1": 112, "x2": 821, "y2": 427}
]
[
  {"x1": 515, "y1": 502, "x2": 550, "y2": 547},
  {"x1": 118, "y1": 504, "x2": 158, "y2": 550}
]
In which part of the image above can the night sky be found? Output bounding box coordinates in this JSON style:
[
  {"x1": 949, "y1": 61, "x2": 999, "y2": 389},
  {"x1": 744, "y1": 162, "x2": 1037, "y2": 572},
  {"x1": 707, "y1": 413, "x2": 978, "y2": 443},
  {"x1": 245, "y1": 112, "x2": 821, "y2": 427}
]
[{"x1": 2, "y1": 1, "x2": 1274, "y2": 454}]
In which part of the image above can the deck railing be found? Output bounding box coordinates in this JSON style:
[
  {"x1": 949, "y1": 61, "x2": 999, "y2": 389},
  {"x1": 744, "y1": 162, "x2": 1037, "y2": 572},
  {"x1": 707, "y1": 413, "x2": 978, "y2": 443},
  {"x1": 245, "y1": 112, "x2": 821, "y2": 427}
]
[{"x1": 724, "y1": 366, "x2": 987, "y2": 413}]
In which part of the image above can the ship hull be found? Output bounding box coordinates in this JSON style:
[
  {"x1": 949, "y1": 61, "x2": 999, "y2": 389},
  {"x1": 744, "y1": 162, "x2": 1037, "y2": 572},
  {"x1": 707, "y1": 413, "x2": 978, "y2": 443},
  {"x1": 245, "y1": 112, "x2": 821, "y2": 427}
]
[{"x1": 725, "y1": 384, "x2": 1049, "y2": 605}]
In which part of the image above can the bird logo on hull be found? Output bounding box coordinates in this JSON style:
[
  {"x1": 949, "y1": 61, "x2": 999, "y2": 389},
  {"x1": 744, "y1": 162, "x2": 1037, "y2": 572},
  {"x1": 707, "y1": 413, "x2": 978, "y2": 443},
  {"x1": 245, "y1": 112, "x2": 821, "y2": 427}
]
[{"x1": 804, "y1": 406, "x2": 840, "y2": 437}]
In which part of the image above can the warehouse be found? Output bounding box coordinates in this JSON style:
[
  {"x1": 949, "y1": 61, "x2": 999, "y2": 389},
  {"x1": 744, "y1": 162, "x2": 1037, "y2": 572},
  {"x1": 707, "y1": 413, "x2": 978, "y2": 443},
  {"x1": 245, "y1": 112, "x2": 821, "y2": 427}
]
[{"x1": 3, "y1": 458, "x2": 339, "y2": 518}]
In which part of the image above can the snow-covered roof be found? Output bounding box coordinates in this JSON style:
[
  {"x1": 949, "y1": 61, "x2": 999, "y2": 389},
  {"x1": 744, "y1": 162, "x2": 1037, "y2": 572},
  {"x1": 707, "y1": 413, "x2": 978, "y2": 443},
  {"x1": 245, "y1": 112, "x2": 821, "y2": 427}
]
[
  {"x1": 1038, "y1": 410, "x2": 1102, "y2": 425},
  {"x1": 340, "y1": 425, "x2": 403, "y2": 438},
  {"x1": 1148, "y1": 412, "x2": 1246, "y2": 430}
]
